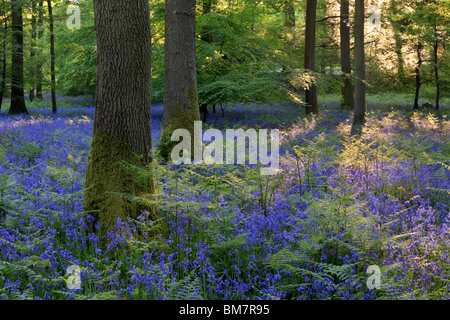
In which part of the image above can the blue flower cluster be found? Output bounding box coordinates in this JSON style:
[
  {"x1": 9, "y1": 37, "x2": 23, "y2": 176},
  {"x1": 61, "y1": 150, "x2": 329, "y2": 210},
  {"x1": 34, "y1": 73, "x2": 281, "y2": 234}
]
[{"x1": 0, "y1": 104, "x2": 449, "y2": 300}]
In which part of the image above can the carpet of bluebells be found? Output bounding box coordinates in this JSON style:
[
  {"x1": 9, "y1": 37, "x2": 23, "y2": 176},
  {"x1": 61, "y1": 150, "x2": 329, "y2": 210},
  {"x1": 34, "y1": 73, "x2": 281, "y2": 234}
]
[{"x1": 0, "y1": 101, "x2": 449, "y2": 300}]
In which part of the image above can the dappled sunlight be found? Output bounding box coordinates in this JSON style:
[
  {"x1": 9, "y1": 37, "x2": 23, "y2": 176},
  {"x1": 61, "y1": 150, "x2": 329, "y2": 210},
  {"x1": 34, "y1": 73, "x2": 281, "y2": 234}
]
[
  {"x1": 65, "y1": 115, "x2": 93, "y2": 126},
  {"x1": 0, "y1": 0, "x2": 448, "y2": 302},
  {"x1": 410, "y1": 112, "x2": 443, "y2": 132},
  {"x1": 279, "y1": 114, "x2": 318, "y2": 146},
  {"x1": 0, "y1": 103, "x2": 449, "y2": 300}
]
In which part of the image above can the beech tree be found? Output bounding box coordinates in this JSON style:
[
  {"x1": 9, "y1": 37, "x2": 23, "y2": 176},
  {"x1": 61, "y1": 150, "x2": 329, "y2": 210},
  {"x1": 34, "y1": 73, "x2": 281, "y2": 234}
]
[
  {"x1": 340, "y1": 0, "x2": 354, "y2": 110},
  {"x1": 284, "y1": 0, "x2": 295, "y2": 44},
  {"x1": 199, "y1": 0, "x2": 217, "y2": 122},
  {"x1": 9, "y1": 0, "x2": 27, "y2": 115},
  {"x1": 159, "y1": 0, "x2": 201, "y2": 160},
  {"x1": 47, "y1": 0, "x2": 56, "y2": 114},
  {"x1": 0, "y1": 5, "x2": 7, "y2": 110},
  {"x1": 84, "y1": 0, "x2": 157, "y2": 240},
  {"x1": 36, "y1": 1, "x2": 43, "y2": 100},
  {"x1": 304, "y1": 0, "x2": 318, "y2": 114},
  {"x1": 413, "y1": 42, "x2": 423, "y2": 110},
  {"x1": 29, "y1": 2, "x2": 37, "y2": 102},
  {"x1": 353, "y1": 0, "x2": 365, "y2": 124}
]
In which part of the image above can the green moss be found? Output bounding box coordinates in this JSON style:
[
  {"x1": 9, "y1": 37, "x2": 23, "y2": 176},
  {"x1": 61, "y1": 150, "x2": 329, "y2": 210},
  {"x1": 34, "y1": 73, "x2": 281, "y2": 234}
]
[
  {"x1": 84, "y1": 130, "x2": 160, "y2": 243},
  {"x1": 158, "y1": 84, "x2": 201, "y2": 161}
]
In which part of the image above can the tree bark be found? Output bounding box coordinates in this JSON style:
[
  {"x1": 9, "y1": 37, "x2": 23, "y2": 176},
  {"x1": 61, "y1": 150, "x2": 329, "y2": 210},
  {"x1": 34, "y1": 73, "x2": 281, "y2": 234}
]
[
  {"x1": 413, "y1": 42, "x2": 422, "y2": 110},
  {"x1": 36, "y1": 1, "x2": 43, "y2": 100},
  {"x1": 284, "y1": 1, "x2": 295, "y2": 45},
  {"x1": 0, "y1": 16, "x2": 7, "y2": 110},
  {"x1": 340, "y1": 0, "x2": 354, "y2": 110},
  {"x1": 160, "y1": 0, "x2": 201, "y2": 159},
  {"x1": 29, "y1": 3, "x2": 37, "y2": 102},
  {"x1": 390, "y1": 0, "x2": 404, "y2": 83},
  {"x1": 284, "y1": 1, "x2": 295, "y2": 28},
  {"x1": 9, "y1": 0, "x2": 28, "y2": 115},
  {"x1": 199, "y1": 0, "x2": 217, "y2": 121},
  {"x1": 304, "y1": 0, "x2": 318, "y2": 114},
  {"x1": 433, "y1": 42, "x2": 440, "y2": 111},
  {"x1": 47, "y1": 0, "x2": 57, "y2": 114},
  {"x1": 394, "y1": 32, "x2": 404, "y2": 81},
  {"x1": 84, "y1": 0, "x2": 157, "y2": 240},
  {"x1": 353, "y1": 0, "x2": 365, "y2": 124}
]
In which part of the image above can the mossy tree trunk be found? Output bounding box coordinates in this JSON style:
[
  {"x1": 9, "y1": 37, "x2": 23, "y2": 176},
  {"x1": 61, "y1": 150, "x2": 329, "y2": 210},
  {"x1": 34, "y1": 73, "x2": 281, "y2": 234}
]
[
  {"x1": 353, "y1": 0, "x2": 366, "y2": 125},
  {"x1": 9, "y1": 0, "x2": 28, "y2": 115},
  {"x1": 160, "y1": 0, "x2": 201, "y2": 160},
  {"x1": 340, "y1": 0, "x2": 354, "y2": 111},
  {"x1": 47, "y1": 0, "x2": 57, "y2": 114},
  {"x1": 304, "y1": 0, "x2": 318, "y2": 115},
  {"x1": 84, "y1": 0, "x2": 157, "y2": 241}
]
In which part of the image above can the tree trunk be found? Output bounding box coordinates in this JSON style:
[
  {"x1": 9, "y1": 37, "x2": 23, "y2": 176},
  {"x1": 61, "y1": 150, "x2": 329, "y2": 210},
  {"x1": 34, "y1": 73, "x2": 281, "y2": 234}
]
[
  {"x1": 29, "y1": 3, "x2": 37, "y2": 102},
  {"x1": 84, "y1": 0, "x2": 157, "y2": 240},
  {"x1": 160, "y1": 0, "x2": 201, "y2": 160},
  {"x1": 47, "y1": 0, "x2": 57, "y2": 114},
  {"x1": 304, "y1": 0, "x2": 318, "y2": 114},
  {"x1": 0, "y1": 16, "x2": 7, "y2": 110},
  {"x1": 284, "y1": 1, "x2": 295, "y2": 45},
  {"x1": 394, "y1": 32, "x2": 404, "y2": 82},
  {"x1": 36, "y1": 1, "x2": 43, "y2": 100},
  {"x1": 9, "y1": 0, "x2": 28, "y2": 115},
  {"x1": 340, "y1": 0, "x2": 354, "y2": 110},
  {"x1": 413, "y1": 42, "x2": 422, "y2": 110},
  {"x1": 390, "y1": 0, "x2": 404, "y2": 83},
  {"x1": 353, "y1": 0, "x2": 365, "y2": 124},
  {"x1": 199, "y1": 0, "x2": 217, "y2": 122},
  {"x1": 284, "y1": 1, "x2": 295, "y2": 28},
  {"x1": 433, "y1": 42, "x2": 440, "y2": 111}
]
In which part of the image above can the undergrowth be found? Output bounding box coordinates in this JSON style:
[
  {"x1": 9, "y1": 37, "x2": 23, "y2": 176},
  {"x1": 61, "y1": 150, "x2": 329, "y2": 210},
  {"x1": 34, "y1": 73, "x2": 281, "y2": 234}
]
[{"x1": 0, "y1": 103, "x2": 449, "y2": 300}]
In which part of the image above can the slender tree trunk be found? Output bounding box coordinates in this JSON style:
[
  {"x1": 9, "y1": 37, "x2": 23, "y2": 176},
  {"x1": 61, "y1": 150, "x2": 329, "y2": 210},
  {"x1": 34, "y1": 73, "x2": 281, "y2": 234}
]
[
  {"x1": 9, "y1": 0, "x2": 28, "y2": 115},
  {"x1": 413, "y1": 42, "x2": 422, "y2": 110},
  {"x1": 284, "y1": 1, "x2": 295, "y2": 28},
  {"x1": 29, "y1": 3, "x2": 37, "y2": 102},
  {"x1": 36, "y1": 1, "x2": 43, "y2": 100},
  {"x1": 353, "y1": 0, "x2": 365, "y2": 124},
  {"x1": 0, "y1": 17, "x2": 7, "y2": 110},
  {"x1": 340, "y1": 0, "x2": 354, "y2": 110},
  {"x1": 433, "y1": 41, "x2": 439, "y2": 111},
  {"x1": 160, "y1": 0, "x2": 201, "y2": 159},
  {"x1": 304, "y1": 0, "x2": 318, "y2": 114},
  {"x1": 394, "y1": 33, "x2": 404, "y2": 81},
  {"x1": 84, "y1": 0, "x2": 157, "y2": 240},
  {"x1": 390, "y1": 0, "x2": 404, "y2": 83},
  {"x1": 47, "y1": 0, "x2": 56, "y2": 113},
  {"x1": 284, "y1": 1, "x2": 295, "y2": 45},
  {"x1": 199, "y1": 0, "x2": 217, "y2": 121}
]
